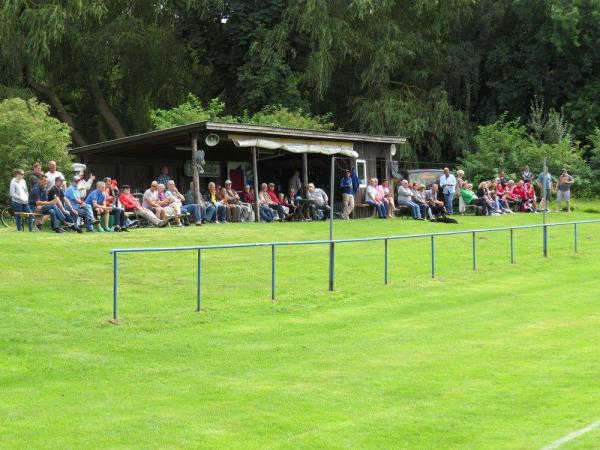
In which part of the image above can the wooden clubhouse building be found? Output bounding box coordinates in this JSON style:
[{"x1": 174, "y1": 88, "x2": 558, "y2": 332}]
[{"x1": 70, "y1": 122, "x2": 406, "y2": 216}]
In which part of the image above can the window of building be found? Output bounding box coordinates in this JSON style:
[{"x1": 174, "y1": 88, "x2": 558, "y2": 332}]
[{"x1": 356, "y1": 159, "x2": 367, "y2": 187}]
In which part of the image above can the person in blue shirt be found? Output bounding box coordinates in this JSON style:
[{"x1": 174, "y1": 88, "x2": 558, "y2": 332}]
[
  {"x1": 86, "y1": 181, "x2": 117, "y2": 232},
  {"x1": 65, "y1": 177, "x2": 94, "y2": 231},
  {"x1": 537, "y1": 170, "x2": 553, "y2": 212},
  {"x1": 340, "y1": 169, "x2": 355, "y2": 219}
]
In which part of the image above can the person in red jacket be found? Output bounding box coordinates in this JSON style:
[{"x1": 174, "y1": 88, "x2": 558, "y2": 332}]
[
  {"x1": 119, "y1": 185, "x2": 166, "y2": 227},
  {"x1": 512, "y1": 180, "x2": 527, "y2": 201},
  {"x1": 524, "y1": 180, "x2": 539, "y2": 212}
]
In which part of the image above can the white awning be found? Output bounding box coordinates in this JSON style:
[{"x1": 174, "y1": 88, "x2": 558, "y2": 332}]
[{"x1": 230, "y1": 134, "x2": 358, "y2": 158}]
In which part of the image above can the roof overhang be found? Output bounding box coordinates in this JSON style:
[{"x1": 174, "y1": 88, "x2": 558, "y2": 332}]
[{"x1": 69, "y1": 121, "x2": 407, "y2": 157}]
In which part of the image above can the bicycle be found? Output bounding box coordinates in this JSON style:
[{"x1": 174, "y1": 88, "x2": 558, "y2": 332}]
[{"x1": 0, "y1": 204, "x2": 15, "y2": 228}]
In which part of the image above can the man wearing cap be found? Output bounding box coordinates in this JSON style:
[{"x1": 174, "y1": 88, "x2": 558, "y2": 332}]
[
  {"x1": 45, "y1": 160, "x2": 64, "y2": 192},
  {"x1": 340, "y1": 169, "x2": 354, "y2": 219},
  {"x1": 224, "y1": 179, "x2": 253, "y2": 222},
  {"x1": 65, "y1": 176, "x2": 95, "y2": 231},
  {"x1": 120, "y1": 185, "x2": 167, "y2": 227},
  {"x1": 47, "y1": 176, "x2": 82, "y2": 232}
]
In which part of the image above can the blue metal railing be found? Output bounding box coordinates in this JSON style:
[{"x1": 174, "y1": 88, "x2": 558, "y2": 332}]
[{"x1": 109, "y1": 219, "x2": 600, "y2": 321}]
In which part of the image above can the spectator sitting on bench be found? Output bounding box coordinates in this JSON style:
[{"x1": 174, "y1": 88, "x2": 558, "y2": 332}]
[
  {"x1": 48, "y1": 177, "x2": 82, "y2": 232},
  {"x1": 86, "y1": 181, "x2": 124, "y2": 232},
  {"x1": 10, "y1": 168, "x2": 34, "y2": 232},
  {"x1": 65, "y1": 176, "x2": 95, "y2": 232},
  {"x1": 424, "y1": 183, "x2": 446, "y2": 220},
  {"x1": 524, "y1": 180, "x2": 538, "y2": 212},
  {"x1": 185, "y1": 181, "x2": 215, "y2": 224},
  {"x1": 413, "y1": 183, "x2": 433, "y2": 220},
  {"x1": 381, "y1": 179, "x2": 396, "y2": 218},
  {"x1": 103, "y1": 177, "x2": 128, "y2": 230},
  {"x1": 259, "y1": 183, "x2": 285, "y2": 221},
  {"x1": 495, "y1": 181, "x2": 513, "y2": 213},
  {"x1": 30, "y1": 174, "x2": 72, "y2": 233},
  {"x1": 397, "y1": 179, "x2": 423, "y2": 220},
  {"x1": 306, "y1": 183, "x2": 331, "y2": 220},
  {"x1": 460, "y1": 183, "x2": 493, "y2": 216},
  {"x1": 207, "y1": 181, "x2": 228, "y2": 223},
  {"x1": 143, "y1": 181, "x2": 167, "y2": 222},
  {"x1": 225, "y1": 180, "x2": 253, "y2": 222},
  {"x1": 476, "y1": 181, "x2": 499, "y2": 215},
  {"x1": 120, "y1": 185, "x2": 166, "y2": 227},
  {"x1": 157, "y1": 183, "x2": 183, "y2": 226},
  {"x1": 167, "y1": 180, "x2": 202, "y2": 226},
  {"x1": 366, "y1": 178, "x2": 387, "y2": 219},
  {"x1": 246, "y1": 184, "x2": 274, "y2": 222}
]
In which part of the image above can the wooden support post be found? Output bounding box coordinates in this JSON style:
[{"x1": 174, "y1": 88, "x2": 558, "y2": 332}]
[
  {"x1": 191, "y1": 133, "x2": 201, "y2": 204},
  {"x1": 302, "y1": 152, "x2": 308, "y2": 197},
  {"x1": 252, "y1": 146, "x2": 260, "y2": 222}
]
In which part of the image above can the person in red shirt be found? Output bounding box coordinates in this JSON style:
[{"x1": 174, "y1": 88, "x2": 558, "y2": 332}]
[
  {"x1": 512, "y1": 180, "x2": 527, "y2": 201},
  {"x1": 119, "y1": 185, "x2": 165, "y2": 227},
  {"x1": 524, "y1": 180, "x2": 538, "y2": 211},
  {"x1": 495, "y1": 182, "x2": 511, "y2": 213},
  {"x1": 267, "y1": 183, "x2": 281, "y2": 204}
]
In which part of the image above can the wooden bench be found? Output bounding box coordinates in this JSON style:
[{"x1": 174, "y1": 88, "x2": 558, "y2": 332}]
[
  {"x1": 464, "y1": 204, "x2": 483, "y2": 215},
  {"x1": 352, "y1": 203, "x2": 375, "y2": 219},
  {"x1": 13, "y1": 212, "x2": 48, "y2": 230}
]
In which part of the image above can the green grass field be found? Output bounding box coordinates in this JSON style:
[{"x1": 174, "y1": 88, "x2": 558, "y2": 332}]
[{"x1": 1, "y1": 206, "x2": 599, "y2": 449}]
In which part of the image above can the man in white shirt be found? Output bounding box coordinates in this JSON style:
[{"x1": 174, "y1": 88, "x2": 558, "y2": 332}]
[
  {"x1": 45, "y1": 160, "x2": 64, "y2": 192},
  {"x1": 142, "y1": 180, "x2": 166, "y2": 220},
  {"x1": 439, "y1": 167, "x2": 457, "y2": 214}
]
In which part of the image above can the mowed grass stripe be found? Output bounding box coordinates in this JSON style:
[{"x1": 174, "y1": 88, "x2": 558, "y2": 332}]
[{"x1": 0, "y1": 210, "x2": 599, "y2": 448}]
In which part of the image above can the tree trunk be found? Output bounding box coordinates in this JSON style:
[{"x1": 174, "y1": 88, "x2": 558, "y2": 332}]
[
  {"x1": 28, "y1": 79, "x2": 88, "y2": 147},
  {"x1": 89, "y1": 74, "x2": 126, "y2": 139}
]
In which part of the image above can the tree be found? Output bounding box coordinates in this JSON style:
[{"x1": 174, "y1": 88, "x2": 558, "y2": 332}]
[
  {"x1": 0, "y1": 98, "x2": 73, "y2": 199},
  {"x1": 150, "y1": 94, "x2": 334, "y2": 131}
]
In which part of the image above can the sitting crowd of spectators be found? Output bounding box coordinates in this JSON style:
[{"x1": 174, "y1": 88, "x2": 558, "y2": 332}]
[{"x1": 8, "y1": 161, "x2": 575, "y2": 232}]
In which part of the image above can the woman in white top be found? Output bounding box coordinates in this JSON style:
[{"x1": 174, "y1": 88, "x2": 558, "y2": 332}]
[{"x1": 9, "y1": 168, "x2": 34, "y2": 231}]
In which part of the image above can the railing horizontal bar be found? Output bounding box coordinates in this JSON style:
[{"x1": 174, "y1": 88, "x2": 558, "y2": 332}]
[{"x1": 110, "y1": 219, "x2": 600, "y2": 255}]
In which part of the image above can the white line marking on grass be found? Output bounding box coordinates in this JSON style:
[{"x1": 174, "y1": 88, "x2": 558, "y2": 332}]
[{"x1": 541, "y1": 419, "x2": 600, "y2": 450}]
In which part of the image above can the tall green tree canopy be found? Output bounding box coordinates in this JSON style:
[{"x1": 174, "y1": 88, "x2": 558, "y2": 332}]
[
  {"x1": 2, "y1": 0, "x2": 600, "y2": 166},
  {"x1": 0, "y1": 98, "x2": 73, "y2": 199}
]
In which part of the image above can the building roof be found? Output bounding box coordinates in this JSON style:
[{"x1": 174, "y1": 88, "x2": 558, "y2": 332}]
[{"x1": 69, "y1": 121, "x2": 407, "y2": 156}]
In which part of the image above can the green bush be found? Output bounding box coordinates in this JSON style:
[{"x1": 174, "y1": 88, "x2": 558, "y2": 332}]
[
  {"x1": 460, "y1": 116, "x2": 591, "y2": 196},
  {"x1": 0, "y1": 98, "x2": 72, "y2": 201},
  {"x1": 150, "y1": 94, "x2": 334, "y2": 131}
]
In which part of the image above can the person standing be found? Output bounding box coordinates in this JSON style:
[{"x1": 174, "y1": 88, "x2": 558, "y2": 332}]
[
  {"x1": 340, "y1": 169, "x2": 354, "y2": 219},
  {"x1": 288, "y1": 169, "x2": 302, "y2": 195},
  {"x1": 9, "y1": 169, "x2": 34, "y2": 231},
  {"x1": 537, "y1": 169, "x2": 553, "y2": 212},
  {"x1": 439, "y1": 167, "x2": 457, "y2": 214},
  {"x1": 521, "y1": 165, "x2": 533, "y2": 183},
  {"x1": 456, "y1": 170, "x2": 466, "y2": 214},
  {"x1": 45, "y1": 160, "x2": 64, "y2": 191},
  {"x1": 556, "y1": 169, "x2": 574, "y2": 212},
  {"x1": 156, "y1": 166, "x2": 170, "y2": 186},
  {"x1": 29, "y1": 163, "x2": 44, "y2": 190}
]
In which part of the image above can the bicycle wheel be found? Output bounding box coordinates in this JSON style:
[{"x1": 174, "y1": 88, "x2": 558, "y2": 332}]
[{"x1": 0, "y1": 206, "x2": 15, "y2": 228}]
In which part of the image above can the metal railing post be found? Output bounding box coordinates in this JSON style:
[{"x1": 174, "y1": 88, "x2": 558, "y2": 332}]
[
  {"x1": 431, "y1": 235, "x2": 435, "y2": 279},
  {"x1": 574, "y1": 223, "x2": 578, "y2": 254},
  {"x1": 472, "y1": 231, "x2": 477, "y2": 271},
  {"x1": 543, "y1": 224, "x2": 548, "y2": 257},
  {"x1": 329, "y1": 242, "x2": 335, "y2": 291},
  {"x1": 113, "y1": 252, "x2": 118, "y2": 321},
  {"x1": 510, "y1": 228, "x2": 515, "y2": 264},
  {"x1": 196, "y1": 249, "x2": 201, "y2": 311},
  {"x1": 271, "y1": 244, "x2": 276, "y2": 300},
  {"x1": 384, "y1": 239, "x2": 388, "y2": 285}
]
